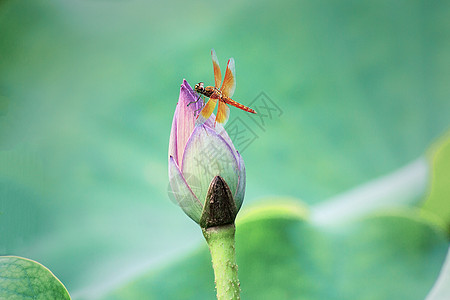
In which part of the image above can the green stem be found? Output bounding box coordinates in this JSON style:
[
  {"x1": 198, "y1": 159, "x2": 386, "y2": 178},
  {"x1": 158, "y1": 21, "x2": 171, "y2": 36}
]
[{"x1": 202, "y1": 223, "x2": 240, "y2": 300}]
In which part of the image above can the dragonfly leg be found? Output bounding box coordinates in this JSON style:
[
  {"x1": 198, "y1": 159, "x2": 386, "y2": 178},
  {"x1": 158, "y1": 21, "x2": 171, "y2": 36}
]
[
  {"x1": 187, "y1": 94, "x2": 203, "y2": 107},
  {"x1": 188, "y1": 95, "x2": 206, "y2": 117}
]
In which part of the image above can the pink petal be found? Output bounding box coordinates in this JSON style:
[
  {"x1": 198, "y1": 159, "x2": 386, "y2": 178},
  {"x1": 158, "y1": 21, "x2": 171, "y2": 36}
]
[
  {"x1": 234, "y1": 151, "x2": 246, "y2": 211},
  {"x1": 168, "y1": 155, "x2": 203, "y2": 223},
  {"x1": 168, "y1": 104, "x2": 178, "y2": 164},
  {"x1": 169, "y1": 80, "x2": 203, "y2": 166},
  {"x1": 181, "y1": 124, "x2": 239, "y2": 204},
  {"x1": 212, "y1": 122, "x2": 237, "y2": 158}
]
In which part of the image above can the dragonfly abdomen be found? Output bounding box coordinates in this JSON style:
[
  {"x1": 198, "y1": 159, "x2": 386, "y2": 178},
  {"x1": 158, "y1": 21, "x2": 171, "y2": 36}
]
[{"x1": 223, "y1": 97, "x2": 257, "y2": 114}]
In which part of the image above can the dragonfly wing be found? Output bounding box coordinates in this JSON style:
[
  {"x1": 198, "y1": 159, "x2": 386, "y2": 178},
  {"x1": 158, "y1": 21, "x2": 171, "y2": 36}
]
[
  {"x1": 220, "y1": 58, "x2": 236, "y2": 98},
  {"x1": 215, "y1": 100, "x2": 230, "y2": 125},
  {"x1": 211, "y1": 49, "x2": 222, "y2": 88},
  {"x1": 196, "y1": 97, "x2": 218, "y2": 125}
]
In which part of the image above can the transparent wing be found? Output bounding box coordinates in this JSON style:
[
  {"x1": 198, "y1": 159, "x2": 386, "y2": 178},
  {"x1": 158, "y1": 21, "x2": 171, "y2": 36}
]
[
  {"x1": 211, "y1": 49, "x2": 222, "y2": 88},
  {"x1": 196, "y1": 97, "x2": 218, "y2": 125},
  {"x1": 215, "y1": 100, "x2": 230, "y2": 125},
  {"x1": 220, "y1": 58, "x2": 236, "y2": 98}
]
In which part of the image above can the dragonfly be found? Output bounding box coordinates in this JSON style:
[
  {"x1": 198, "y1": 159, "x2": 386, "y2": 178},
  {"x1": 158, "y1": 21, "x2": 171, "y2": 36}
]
[{"x1": 194, "y1": 49, "x2": 256, "y2": 126}]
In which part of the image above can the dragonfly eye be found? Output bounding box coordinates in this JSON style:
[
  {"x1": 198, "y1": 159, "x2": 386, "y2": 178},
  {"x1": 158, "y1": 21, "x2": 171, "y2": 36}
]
[{"x1": 195, "y1": 82, "x2": 204, "y2": 92}]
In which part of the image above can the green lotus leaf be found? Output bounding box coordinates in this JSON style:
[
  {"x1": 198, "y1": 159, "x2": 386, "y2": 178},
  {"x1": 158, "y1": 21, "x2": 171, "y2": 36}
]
[
  {"x1": 421, "y1": 134, "x2": 450, "y2": 232},
  {"x1": 0, "y1": 256, "x2": 70, "y2": 300},
  {"x1": 102, "y1": 200, "x2": 448, "y2": 299}
]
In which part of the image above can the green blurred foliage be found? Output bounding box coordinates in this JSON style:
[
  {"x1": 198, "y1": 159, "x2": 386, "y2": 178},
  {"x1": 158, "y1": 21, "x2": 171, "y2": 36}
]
[
  {"x1": 422, "y1": 134, "x2": 450, "y2": 232},
  {"x1": 0, "y1": 0, "x2": 449, "y2": 298},
  {"x1": 0, "y1": 256, "x2": 70, "y2": 299},
  {"x1": 103, "y1": 201, "x2": 448, "y2": 300}
]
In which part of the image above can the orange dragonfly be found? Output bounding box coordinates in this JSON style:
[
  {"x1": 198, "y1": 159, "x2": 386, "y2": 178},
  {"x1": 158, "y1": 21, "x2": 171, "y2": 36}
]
[{"x1": 194, "y1": 49, "x2": 256, "y2": 126}]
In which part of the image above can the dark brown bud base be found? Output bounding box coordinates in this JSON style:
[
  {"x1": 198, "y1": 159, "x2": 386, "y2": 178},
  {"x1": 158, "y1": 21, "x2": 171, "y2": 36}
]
[{"x1": 200, "y1": 176, "x2": 237, "y2": 229}]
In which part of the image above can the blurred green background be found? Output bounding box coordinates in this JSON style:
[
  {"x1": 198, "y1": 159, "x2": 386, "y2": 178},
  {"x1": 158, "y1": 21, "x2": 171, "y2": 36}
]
[{"x1": 1, "y1": 0, "x2": 449, "y2": 299}]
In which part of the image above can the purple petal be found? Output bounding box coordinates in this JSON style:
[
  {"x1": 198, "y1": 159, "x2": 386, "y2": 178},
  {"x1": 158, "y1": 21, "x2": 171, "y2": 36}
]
[
  {"x1": 181, "y1": 124, "x2": 239, "y2": 204},
  {"x1": 212, "y1": 122, "x2": 237, "y2": 158},
  {"x1": 181, "y1": 80, "x2": 204, "y2": 113},
  {"x1": 168, "y1": 155, "x2": 203, "y2": 223},
  {"x1": 168, "y1": 104, "x2": 178, "y2": 164},
  {"x1": 234, "y1": 151, "x2": 246, "y2": 211},
  {"x1": 169, "y1": 80, "x2": 203, "y2": 166},
  {"x1": 201, "y1": 114, "x2": 239, "y2": 163}
]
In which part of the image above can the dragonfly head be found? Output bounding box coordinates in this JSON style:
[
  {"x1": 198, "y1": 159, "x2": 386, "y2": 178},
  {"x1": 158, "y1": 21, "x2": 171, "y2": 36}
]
[{"x1": 194, "y1": 82, "x2": 205, "y2": 93}]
